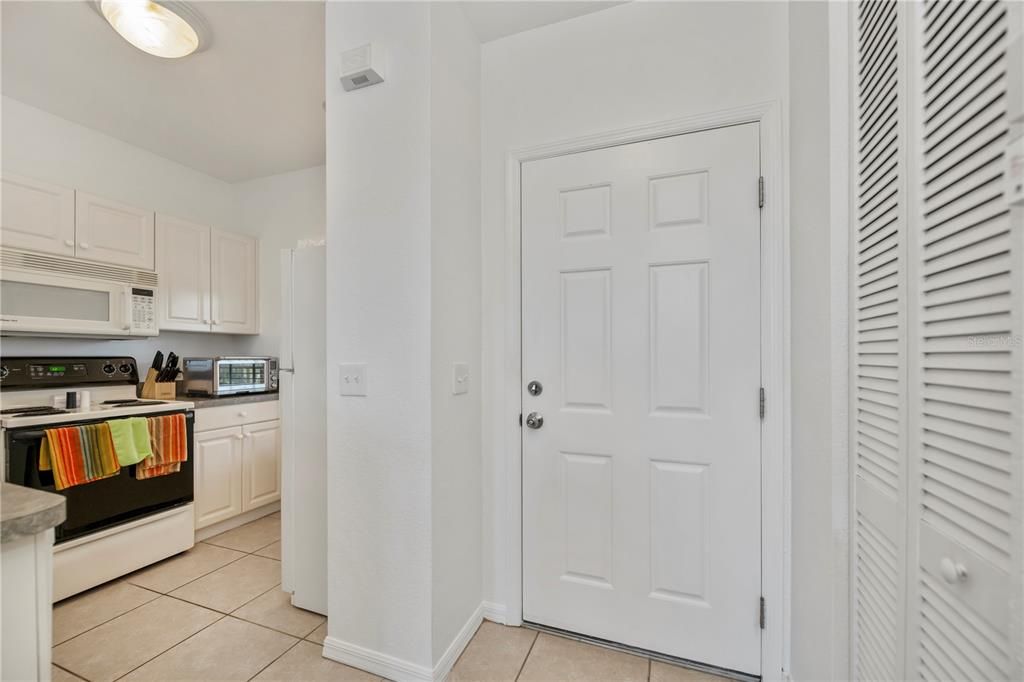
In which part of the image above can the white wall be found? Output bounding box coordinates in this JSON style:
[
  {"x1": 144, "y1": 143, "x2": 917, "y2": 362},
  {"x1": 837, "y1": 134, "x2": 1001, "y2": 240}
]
[
  {"x1": 480, "y1": 0, "x2": 790, "y2": 631},
  {"x1": 429, "y1": 2, "x2": 482, "y2": 664},
  {"x1": 325, "y1": 0, "x2": 435, "y2": 669},
  {"x1": 0, "y1": 95, "x2": 249, "y2": 363},
  {"x1": 233, "y1": 165, "x2": 326, "y2": 357},
  {"x1": 324, "y1": 1, "x2": 482, "y2": 673}
]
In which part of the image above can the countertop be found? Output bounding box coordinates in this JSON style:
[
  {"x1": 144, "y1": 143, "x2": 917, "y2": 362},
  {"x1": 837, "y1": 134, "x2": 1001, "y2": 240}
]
[
  {"x1": 181, "y1": 392, "x2": 280, "y2": 408},
  {"x1": 1, "y1": 483, "x2": 65, "y2": 543}
]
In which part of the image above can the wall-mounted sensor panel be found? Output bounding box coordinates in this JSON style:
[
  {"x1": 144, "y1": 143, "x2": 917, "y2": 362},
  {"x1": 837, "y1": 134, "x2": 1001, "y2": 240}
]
[{"x1": 340, "y1": 44, "x2": 384, "y2": 91}]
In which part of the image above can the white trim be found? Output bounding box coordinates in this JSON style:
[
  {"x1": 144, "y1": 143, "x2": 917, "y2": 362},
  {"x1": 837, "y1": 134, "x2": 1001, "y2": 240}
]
[
  {"x1": 322, "y1": 603, "x2": 484, "y2": 682},
  {"x1": 482, "y1": 601, "x2": 507, "y2": 624},
  {"x1": 193, "y1": 502, "x2": 279, "y2": 542},
  {"x1": 322, "y1": 637, "x2": 433, "y2": 682},
  {"x1": 432, "y1": 603, "x2": 484, "y2": 681},
  {"x1": 500, "y1": 100, "x2": 790, "y2": 681}
]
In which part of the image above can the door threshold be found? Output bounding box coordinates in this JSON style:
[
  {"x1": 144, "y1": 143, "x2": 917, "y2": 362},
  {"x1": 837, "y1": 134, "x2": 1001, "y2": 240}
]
[{"x1": 522, "y1": 621, "x2": 760, "y2": 682}]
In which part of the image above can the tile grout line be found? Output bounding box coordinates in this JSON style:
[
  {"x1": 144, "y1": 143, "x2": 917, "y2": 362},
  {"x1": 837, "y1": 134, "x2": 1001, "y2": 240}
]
[
  {"x1": 51, "y1": 661, "x2": 86, "y2": 681},
  {"x1": 52, "y1": 583, "x2": 164, "y2": 649},
  {"x1": 514, "y1": 629, "x2": 541, "y2": 682},
  {"x1": 110, "y1": 613, "x2": 229, "y2": 681},
  {"x1": 245, "y1": 635, "x2": 304, "y2": 681}
]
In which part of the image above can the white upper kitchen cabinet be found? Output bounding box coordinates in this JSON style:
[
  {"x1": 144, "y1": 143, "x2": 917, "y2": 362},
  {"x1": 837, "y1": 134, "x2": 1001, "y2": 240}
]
[
  {"x1": 156, "y1": 215, "x2": 211, "y2": 332},
  {"x1": 75, "y1": 192, "x2": 155, "y2": 270},
  {"x1": 210, "y1": 228, "x2": 259, "y2": 334},
  {"x1": 0, "y1": 175, "x2": 75, "y2": 257}
]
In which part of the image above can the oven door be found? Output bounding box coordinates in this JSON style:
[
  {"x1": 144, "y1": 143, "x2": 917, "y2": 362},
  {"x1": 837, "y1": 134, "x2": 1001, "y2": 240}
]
[
  {"x1": 215, "y1": 358, "x2": 269, "y2": 395},
  {"x1": 4, "y1": 411, "x2": 195, "y2": 543},
  {"x1": 0, "y1": 269, "x2": 132, "y2": 337}
]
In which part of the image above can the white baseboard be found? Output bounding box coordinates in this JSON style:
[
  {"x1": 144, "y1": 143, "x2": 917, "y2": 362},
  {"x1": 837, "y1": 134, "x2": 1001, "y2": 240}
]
[
  {"x1": 323, "y1": 636, "x2": 433, "y2": 682},
  {"x1": 322, "y1": 602, "x2": 485, "y2": 682},
  {"x1": 481, "y1": 601, "x2": 507, "y2": 624},
  {"x1": 194, "y1": 502, "x2": 279, "y2": 542},
  {"x1": 433, "y1": 603, "x2": 484, "y2": 681}
]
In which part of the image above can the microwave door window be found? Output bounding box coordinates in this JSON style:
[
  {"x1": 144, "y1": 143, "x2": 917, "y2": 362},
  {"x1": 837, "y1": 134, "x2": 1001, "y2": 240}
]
[{"x1": 1, "y1": 281, "x2": 112, "y2": 321}]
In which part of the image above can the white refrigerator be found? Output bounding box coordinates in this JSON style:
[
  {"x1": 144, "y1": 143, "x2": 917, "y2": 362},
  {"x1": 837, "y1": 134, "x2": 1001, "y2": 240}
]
[{"x1": 279, "y1": 245, "x2": 327, "y2": 615}]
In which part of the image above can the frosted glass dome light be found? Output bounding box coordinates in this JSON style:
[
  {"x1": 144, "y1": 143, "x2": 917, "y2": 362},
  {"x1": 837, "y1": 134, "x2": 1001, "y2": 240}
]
[{"x1": 99, "y1": 0, "x2": 206, "y2": 59}]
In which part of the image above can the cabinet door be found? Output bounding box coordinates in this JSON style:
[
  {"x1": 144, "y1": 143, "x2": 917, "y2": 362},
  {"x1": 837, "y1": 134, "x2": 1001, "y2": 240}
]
[
  {"x1": 194, "y1": 427, "x2": 243, "y2": 529},
  {"x1": 75, "y1": 192, "x2": 155, "y2": 270},
  {"x1": 0, "y1": 175, "x2": 75, "y2": 257},
  {"x1": 210, "y1": 228, "x2": 259, "y2": 334},
  {"x1": 156, "y1": 215, "x2": 211, "y2": 332},
  {"x1": 241, "y1": 420, "x2": 280, "y2": 511}
]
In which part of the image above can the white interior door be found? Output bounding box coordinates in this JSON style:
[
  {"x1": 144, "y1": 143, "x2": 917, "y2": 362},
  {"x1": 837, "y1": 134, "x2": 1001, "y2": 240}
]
[{"x1": 522, "y1": 123, "x2": 762, "y2": 675}]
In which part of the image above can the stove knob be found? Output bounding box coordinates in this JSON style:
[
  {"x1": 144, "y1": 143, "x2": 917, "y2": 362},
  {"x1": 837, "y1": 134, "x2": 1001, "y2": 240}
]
[
  {"x1": 0, "y1": 366, "x2": 8, "y2": 380},
  {"x1": 102, "y1": 363, "x2": 116, "y2": 375},
  {"x1": 118, "y1": 363, "x2": 133, "y2": 374}
]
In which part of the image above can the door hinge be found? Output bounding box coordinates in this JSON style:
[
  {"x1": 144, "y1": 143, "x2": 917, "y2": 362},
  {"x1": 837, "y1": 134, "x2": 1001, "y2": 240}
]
[
  {"x1": 758, "y1": 176, "x2": 765, "y2": 208},
  {"x1": 518, "y1": 413, "x2": 523, "y2": 427},
  {"x1": 759, "y1": 596, "x2": 766, "y2": 629},
  {"x1": 759, "y1": 387, "x2": 766, "y2": 420}
]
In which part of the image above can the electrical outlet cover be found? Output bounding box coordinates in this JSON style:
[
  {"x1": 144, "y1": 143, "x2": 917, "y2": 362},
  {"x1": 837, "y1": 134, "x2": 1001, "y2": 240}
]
[{"x1": 339, "y1": 363, "x2": 367, "y2": 396}]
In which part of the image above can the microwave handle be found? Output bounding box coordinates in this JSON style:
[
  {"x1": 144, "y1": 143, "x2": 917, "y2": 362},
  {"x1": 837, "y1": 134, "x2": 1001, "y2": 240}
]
[{"x1": 122, "y1": 288, "x2": 132, "y2": 331}]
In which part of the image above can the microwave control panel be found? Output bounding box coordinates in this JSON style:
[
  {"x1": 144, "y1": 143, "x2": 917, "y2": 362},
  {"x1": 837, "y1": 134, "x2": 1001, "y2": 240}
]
[{"x1": 131, "y1": 288, "x2": 157, "y2": 333}]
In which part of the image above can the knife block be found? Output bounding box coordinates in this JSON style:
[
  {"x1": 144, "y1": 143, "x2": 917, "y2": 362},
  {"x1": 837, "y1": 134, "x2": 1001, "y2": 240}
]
[{"x1": 141, "y1": 368, "x2": 177, "y2": 400}]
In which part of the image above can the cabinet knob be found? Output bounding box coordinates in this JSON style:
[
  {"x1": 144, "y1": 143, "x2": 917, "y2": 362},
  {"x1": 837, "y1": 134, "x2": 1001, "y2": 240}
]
[
  {"x1": 940, "y1": 557, "x2": 968, "y2": 584},
  {"x1": 213, "y1": 319, "x2": 221, "y2": 325},
  {"x1": 79, "y1": 242, "x2": 90, "y2": 249},
  {"x1": 238, "y1": 411, "x2": 248, "y2": 418},
  {"x1": 235, "y1": 433, "x2": 245, "y2": 440},
  {"x1": 64, "y1": 239, "x2": 75, "y2": 247}
]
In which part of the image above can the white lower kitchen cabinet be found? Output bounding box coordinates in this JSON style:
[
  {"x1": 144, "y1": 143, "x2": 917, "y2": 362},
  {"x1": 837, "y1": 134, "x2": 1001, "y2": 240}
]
[
  {"x1": 193, "y1": 400, "x2": 281, "y2": 531},
  {"x1": 194, "y1": 427, "x2": 243, "y2": 529},
  {"x1": 241, "y1": 421, "x2": 282, "y2": 510}
]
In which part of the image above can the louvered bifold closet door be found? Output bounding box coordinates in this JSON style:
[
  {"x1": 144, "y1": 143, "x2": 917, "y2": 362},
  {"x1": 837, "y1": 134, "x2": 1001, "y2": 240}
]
[
  {"x1": 912, "y1": 1, "x2": 1017, "y2": 679},
  {"x1": 854, "y1": 2, "x2": 910, "y2": 680}
]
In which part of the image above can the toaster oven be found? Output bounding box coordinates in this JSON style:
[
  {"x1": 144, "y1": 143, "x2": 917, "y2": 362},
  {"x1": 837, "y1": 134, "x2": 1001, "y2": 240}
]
[{"x1": 182, "y1": 356, "x2": 279, "y2": 396}]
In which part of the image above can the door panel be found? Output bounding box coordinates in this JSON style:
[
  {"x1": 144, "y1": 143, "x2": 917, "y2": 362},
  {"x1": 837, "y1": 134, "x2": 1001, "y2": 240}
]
[
  {"x1": 156, "y1": 215, "x2": 211, "y2": 332},
  {"x1": 75, "y1": 192, "x2": 155, "y2": 270},
  {"x1": 0, "y1": 175, "x2": 75, "y2": 256},
  {"x1": 194, "y1": 427, "x2": 242, "y2": 529},
  {"x1": 242, "y1": 420, "x2": 281, "y2": 510},
  {"x1": 211, "y1": 228, "x2": 258, "y2": 334},
  {"x1": 522, "y1": 123, "x2": 761, "y2": 674}
]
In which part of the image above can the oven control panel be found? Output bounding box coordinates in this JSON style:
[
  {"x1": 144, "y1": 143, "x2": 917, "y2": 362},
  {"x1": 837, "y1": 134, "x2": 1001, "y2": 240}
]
[{"x1": 0, "y1": 357, "x2": 139, "y2": 388}]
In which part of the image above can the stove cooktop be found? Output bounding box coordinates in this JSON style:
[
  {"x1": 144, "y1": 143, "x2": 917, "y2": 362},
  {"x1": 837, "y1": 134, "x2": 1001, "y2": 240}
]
[{"x1": 0, "y1": 406, "x2": 69, "y2": 417}]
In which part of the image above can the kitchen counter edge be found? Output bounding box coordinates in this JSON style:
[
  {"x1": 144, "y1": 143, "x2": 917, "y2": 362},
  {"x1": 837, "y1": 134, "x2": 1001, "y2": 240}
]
[
  {"x1": 1, "y1": 483, "x2": 66, "y2": 543},
  {"x1": 182, "y1": 393, "x2": 280, "y2": 408}
]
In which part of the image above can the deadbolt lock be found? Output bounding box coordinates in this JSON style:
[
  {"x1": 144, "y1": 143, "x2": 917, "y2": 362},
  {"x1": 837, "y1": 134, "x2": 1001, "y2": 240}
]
[{"x1": 527, "y1": 380, "x2": 543, "y2": 396}]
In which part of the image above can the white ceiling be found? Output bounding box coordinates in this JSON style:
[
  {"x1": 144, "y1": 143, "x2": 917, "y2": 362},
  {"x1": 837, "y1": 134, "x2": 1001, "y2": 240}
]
[
  {"x1": 460, "y1": 1, "x2": 625, "y2": 43},
  {"x1": 1, "y1": 1, "x2": 325, "y2": 183},
  {"x1": 1, "y1": 1, "x2": 621, "y2": 183}
]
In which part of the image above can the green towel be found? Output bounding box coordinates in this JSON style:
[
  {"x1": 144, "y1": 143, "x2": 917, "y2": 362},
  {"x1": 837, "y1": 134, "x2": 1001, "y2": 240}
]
[{"x1": 109, "y1": 417, "x2": 153, "y2": 466}]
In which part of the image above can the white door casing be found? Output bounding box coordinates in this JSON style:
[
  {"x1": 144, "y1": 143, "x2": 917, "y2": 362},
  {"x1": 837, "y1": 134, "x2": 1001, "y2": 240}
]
[{"x1": 521, "y1": 123, "x2": 762, "y2": 674}]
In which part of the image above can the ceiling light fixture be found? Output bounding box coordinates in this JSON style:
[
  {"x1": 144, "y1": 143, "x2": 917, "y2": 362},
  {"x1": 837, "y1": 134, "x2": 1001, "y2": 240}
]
[{"x1": 96, "y1": 0, "x2": 210, "y2": 59}]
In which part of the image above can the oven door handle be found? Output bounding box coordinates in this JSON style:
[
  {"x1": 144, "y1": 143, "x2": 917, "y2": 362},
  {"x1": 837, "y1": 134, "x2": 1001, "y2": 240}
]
[{"x1": 9, "y1": 430, "x2": 48, "y2": 442}]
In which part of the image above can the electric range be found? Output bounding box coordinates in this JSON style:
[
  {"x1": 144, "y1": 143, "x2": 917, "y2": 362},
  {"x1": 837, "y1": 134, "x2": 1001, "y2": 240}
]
[{"x1": 0, "y1": 356, "x2": 196, "y2": 601}]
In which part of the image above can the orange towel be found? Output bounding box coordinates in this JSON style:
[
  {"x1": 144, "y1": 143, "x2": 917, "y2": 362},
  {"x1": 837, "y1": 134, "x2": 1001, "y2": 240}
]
[
  {"x1": 137, "y1": 413, "x2": 188, "y2": 480},
  {"x1": 39, "y1": 424, "x2": 120, "y2": 490}
]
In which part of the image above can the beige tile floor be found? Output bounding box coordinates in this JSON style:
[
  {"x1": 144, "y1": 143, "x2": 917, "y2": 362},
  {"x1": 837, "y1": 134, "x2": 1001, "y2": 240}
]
[{"x1": 52, "y1": 513, "x2": 730, "y2": 682}]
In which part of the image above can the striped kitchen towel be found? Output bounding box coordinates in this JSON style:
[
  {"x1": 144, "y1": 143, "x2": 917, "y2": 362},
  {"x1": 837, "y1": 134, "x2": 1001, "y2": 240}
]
[
  {"x1": 137, "y1": 413, "x2": 188, "y2": 479},
  {"x1": 39, "y1": 423, "x2": 121, "y2": 490}
]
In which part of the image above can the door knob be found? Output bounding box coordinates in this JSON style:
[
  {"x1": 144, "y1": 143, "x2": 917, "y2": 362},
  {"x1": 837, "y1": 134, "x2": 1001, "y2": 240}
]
[
  {"x1": 940, "y1": 557, "x2": 968, "y2": 584},
  {"x1": 525, "y1": 412, "x2": 544, "y2": 429}
]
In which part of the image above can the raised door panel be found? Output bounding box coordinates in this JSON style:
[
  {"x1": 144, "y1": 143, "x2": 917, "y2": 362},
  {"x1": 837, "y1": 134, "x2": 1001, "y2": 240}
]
[
  {"x1": 211, "y1": 228, "x2": 259, "y2": 334},
  {"x1": 156, "y1": 215, "x2": 211, "y2": 332},
  {"x1": 0, "y1": 175, "x2": 75, "y2": 256},
  {"x1": 75, "y1": 192, "x2": 155, "y2": 270},
  {"x1": 241, "y1": 420, "x2": 281, "y2": 511},
  {"x1": 194, "y1": 427, "x2": 243, "y2": 529}
]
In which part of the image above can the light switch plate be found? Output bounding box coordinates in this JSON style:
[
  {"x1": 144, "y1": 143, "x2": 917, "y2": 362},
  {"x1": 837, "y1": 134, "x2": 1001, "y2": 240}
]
[
  {"x1": 452, "y1": 362, "x2": 469, "y2": 395},
  {"x1": 339, "y1": 363, "x2": 367, "y2": 396}
]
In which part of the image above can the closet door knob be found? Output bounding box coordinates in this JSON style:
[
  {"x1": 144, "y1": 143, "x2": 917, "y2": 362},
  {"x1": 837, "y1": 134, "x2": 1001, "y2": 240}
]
[{"x1": 940, "y1": 557, "x2": 968, "y2": 584}]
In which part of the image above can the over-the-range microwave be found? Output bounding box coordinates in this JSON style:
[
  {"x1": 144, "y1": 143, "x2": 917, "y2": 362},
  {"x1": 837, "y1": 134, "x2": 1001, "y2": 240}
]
[{"x1": 0, "y1": 251, "x2": 158, "y2": 338}]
